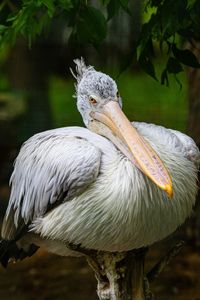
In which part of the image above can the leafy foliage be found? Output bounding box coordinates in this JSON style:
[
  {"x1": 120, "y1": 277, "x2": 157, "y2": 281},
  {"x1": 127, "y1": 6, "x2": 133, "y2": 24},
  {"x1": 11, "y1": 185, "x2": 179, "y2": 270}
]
[
  {"x1": 139, "y1": 0, "x2": 200, "y2": 84},
  {"x1": 0, "y1": 0, "x2": 200, "y2": 84},
  {"x1": 0, "y1": 0, "x2": 107, "y2": 47}
]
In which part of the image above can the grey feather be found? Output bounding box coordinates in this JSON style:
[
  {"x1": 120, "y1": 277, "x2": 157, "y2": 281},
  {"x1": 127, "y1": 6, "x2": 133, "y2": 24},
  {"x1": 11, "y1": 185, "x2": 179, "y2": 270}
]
[
  {"x1": 72, "y1": 58, "x2": 94, "y2": 83},
  {"x1": 2, "y1": 127, "x2": 101, "y2": 240}
]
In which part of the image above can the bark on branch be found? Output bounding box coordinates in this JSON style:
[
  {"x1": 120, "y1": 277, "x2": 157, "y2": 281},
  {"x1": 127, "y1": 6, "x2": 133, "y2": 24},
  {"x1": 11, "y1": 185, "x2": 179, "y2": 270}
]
[
  {"x1": 87, "y1": 249, "x2": 147, "y2": 300},
  {"x1": 64, "y1": 240, "x2": 185, "y2": 300}
]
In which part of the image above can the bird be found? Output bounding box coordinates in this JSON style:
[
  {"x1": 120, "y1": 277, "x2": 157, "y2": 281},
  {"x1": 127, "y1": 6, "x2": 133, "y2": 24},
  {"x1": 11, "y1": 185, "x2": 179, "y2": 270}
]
[{"x1": 0, "y1": 58, "x2": 200, "y2": 267}]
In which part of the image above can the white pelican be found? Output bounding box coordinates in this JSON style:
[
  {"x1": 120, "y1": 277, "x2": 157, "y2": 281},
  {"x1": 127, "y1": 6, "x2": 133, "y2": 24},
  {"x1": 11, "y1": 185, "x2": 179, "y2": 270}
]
[{"x1": 0, "y1": 58, "x2": 199, "y2": 268}]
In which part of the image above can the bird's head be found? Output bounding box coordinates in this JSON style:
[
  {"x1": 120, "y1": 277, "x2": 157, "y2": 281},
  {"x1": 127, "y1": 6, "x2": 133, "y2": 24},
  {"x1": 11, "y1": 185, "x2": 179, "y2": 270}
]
[
  {"x1": 72, "y1": 58, "x2": 120, "y2": 126},
  {"x1": 72, "y1": 58, "x2": 173, "y2": 198}
]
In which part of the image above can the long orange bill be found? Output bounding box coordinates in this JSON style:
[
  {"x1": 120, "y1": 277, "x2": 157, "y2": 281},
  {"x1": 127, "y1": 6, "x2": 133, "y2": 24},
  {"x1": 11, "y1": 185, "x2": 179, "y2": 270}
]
[{"x1": 91, "y1": 101, "x2": 173, "y2": 198}]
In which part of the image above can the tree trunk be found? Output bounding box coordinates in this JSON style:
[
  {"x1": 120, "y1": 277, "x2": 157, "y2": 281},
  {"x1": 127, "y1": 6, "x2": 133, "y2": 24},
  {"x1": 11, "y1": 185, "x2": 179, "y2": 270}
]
[
  {"x1": 87, "y1": 249, "x2": 146, "y2": 300},
  {"x1": 187, "y1": 41, "x2": 200, "y2": 147},
  {"x1": 186, "y1": 40, "x2": 200, "y2": 247},
  {"x1": 7, "y1": 38, "x2": 53, "y2": 139}
]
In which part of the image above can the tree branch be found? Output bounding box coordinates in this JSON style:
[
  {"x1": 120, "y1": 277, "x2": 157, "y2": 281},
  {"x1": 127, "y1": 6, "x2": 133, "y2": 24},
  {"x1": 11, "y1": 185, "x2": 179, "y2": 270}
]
[{"x1": 146, "y1": 240, "x2": 186, "y2": 283}]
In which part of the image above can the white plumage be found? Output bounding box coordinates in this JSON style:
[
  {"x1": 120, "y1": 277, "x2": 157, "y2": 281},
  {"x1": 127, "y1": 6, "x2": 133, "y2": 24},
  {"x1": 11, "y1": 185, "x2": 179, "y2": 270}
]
[
  {"x1": 0, "y1": 59, "x2": 199, "y2": 264},
  {"x1": 2, "y1": 123, "x2": 199, "y2": 252}
]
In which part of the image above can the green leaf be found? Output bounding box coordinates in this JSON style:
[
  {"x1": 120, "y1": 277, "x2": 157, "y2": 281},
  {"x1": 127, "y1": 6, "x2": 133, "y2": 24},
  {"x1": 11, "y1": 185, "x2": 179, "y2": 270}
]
[
  {"x1": 39, "y1": 0, "x2": 55, "y2": 17},
  {"x1": 76, "y1": 6, "x2": 107, "y2": 46},
  {"x1": 139, "y1": 55, "x2": 157, "y2": 80},
  {"x1": 166, "y1": 57, "x2": 183, "y2": 74},
  {"x1": 159, "y1": 0, "x2": 188, "y2": 38},
  {"x1": 118, "y1": 50, "x2": 136, "y2": 76},
  {"x1": 58, "y1": 0, "x2": 73, "y2": 10},
  {"x1": 190, "y1": 1, "x2": 200, "y2": 27},
  {"x1": 137, "y1": 36, "x2": 155, "y2": 62},
  {"x1": 0, "y1": 1, "x2": 6, "y2": 11},
  {"x1": 161, "y1": 69, "x2": 169, "y2": 86},
  {"x1": 148, "y1": 0, "x2": 164, "y2": 7},
  {"x1": 101, "y1": 0, "x2": 111, "y2": 5},
  {"x1": 119, "y1": 0, "x2": 131, "y2": 14},
  {"x1": 172, "y1": 44, "x2": 200, "y2": 68},
  {"x1": 187, "y1": 0, "x2": 196, "y2": 8},
  {"x1": 119, "y1": 0, "x2": 129, "y2": 7},
  {"x1": 107, "y1": 0, "x2": 120, "y2": 20},
  {"x1": 0, "y1": 25, "x2": 7, "y2": 33}
]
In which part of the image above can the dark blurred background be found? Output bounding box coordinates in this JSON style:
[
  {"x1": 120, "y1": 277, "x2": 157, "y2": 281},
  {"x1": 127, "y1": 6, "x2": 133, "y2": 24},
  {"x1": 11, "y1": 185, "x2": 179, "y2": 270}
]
[{"x1": 0, "y1": 1, "x2": 200, "y2": 299}]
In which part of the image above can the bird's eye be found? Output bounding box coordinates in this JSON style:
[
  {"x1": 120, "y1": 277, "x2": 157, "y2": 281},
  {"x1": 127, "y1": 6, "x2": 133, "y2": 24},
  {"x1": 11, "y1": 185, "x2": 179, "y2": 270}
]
[
  {"x1": 89, "y1": 97, "x2": 97, "y2": 104},
  {"x1": 116, "y1": 91, "x2": 120, "y2": 98}
]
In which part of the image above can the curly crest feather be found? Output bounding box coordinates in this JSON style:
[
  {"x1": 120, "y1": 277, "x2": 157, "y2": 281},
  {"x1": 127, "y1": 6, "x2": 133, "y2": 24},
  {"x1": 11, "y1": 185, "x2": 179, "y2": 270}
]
[{"x1": 70, "y1": 58, "x2": 94, "y2": 83}]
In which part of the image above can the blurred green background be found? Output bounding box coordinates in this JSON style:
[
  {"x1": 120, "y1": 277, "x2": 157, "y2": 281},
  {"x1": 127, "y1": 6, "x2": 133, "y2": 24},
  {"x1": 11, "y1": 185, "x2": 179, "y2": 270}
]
[{"x1": 49, "y1": 68, "x2": 187, "y2": 130}]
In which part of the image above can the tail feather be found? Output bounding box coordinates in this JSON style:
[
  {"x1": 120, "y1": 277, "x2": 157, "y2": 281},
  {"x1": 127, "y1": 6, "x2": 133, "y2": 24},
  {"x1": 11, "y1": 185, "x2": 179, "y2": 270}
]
[{"x1": 0, "y1": 239, "x2": 39, "y2": 268}]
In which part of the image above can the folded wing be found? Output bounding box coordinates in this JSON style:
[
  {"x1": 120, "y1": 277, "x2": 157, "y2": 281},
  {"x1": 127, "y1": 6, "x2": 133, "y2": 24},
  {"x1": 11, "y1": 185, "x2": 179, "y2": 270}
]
[{"x1": 1, "y1": 128, "x2": 101, "y2": 241}]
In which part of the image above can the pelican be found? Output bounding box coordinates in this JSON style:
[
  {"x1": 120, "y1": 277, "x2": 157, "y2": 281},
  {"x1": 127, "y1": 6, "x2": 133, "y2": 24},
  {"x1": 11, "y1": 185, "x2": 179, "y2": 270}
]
[{"x1": 0, "y1": 58, "x2": 199, "y2": 275}]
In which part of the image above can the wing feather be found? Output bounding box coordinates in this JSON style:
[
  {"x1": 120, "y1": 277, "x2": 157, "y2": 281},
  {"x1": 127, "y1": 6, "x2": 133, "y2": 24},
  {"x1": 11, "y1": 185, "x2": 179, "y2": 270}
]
[
  {"x1": 133, "y1": 122, "x2": 200, "y2": 168},
  {"x1": 2, "y1": 128, "x2": 101, "y2": 240},
  {"x1": 169, "y1": 129, "x2": 200, "y2": 167}
]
